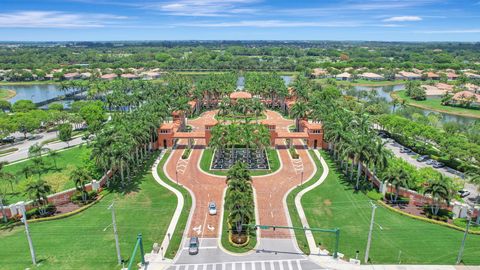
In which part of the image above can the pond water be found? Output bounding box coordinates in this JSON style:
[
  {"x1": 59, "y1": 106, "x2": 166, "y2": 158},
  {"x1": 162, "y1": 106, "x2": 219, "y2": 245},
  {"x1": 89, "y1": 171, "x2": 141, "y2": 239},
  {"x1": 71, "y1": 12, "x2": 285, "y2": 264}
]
[
  {"x1": 353, "y1": 84, "x2": 477, "y2": 125},
  {"x1": 2, "y1": 84, "x2": 69, "y2": 104},
  {"x1": 236, "y1": 75, "x2": 292, "y2": 90}
]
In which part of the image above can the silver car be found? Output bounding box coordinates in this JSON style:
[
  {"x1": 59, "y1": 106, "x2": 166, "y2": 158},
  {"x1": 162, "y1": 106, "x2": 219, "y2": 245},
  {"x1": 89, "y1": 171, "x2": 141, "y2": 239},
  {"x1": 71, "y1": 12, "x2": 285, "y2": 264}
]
[
  {"x1": 188, "y1": 237, "x2": 199, "y2": 255},
  {"x1": 208, "y1": 202, "x2": 217, "y2": 215}
]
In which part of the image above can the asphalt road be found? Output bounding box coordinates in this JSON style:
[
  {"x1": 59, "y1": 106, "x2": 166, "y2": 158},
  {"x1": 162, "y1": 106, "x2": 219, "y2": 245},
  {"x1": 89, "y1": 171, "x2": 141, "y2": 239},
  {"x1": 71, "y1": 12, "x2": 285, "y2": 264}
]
[
  {"x1": 167, "y1": 238, "x2": 323, "y2": 270},
  {"x1": 384, "y1": 139, "x2": 479, "y2": 205},
  {"x1": 0, "y1": 131, "x2": 84, "y2": 163}
]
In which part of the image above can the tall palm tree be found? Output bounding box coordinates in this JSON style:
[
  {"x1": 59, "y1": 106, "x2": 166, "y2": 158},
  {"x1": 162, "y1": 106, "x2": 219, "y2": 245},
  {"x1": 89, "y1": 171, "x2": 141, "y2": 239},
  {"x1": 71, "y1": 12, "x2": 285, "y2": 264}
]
[
  {"x1": 290, "y1": 102, "x2": 308, "y2": 132},
  {"x1": 25, "y1": 180, "x2": 52, "y2": 216},
  {"x1": 251, "y1": 98, "x2": 265, "y2": 124},
  {"x1": 48, "y1": 150, "x2": 60, "y2": 169},
  {"x1": 424, "y1": 177, "x2": 452, "y2": 216},
  {"x1": 28, "y1": 143, "x2": 49, "y2": 158},
  {"x1": 70, "y1": 167, "x2": 92, "y2": 203},
  {"x1": 0, "y1": 161, "x2": 14, "y2": 222}
]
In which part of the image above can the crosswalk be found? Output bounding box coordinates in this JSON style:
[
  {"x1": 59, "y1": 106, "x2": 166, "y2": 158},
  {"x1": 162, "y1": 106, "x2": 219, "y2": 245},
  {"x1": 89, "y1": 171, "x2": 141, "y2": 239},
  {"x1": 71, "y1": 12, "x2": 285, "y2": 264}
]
[{"x1": 169, "y1": 259, "x2": 323, "y2": 270}]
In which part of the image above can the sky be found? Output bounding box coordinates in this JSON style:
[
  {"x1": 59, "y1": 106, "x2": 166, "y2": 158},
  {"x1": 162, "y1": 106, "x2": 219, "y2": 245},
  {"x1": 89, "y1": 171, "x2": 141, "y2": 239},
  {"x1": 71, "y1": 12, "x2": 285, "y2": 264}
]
[{"x1": 1, "y1": 0, "x2": 480, "y2": 42}]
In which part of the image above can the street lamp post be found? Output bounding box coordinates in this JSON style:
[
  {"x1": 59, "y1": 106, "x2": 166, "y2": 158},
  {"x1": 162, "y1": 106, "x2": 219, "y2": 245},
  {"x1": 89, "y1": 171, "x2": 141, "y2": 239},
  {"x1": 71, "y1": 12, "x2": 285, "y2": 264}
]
[
  {"x1": 456, "y1": 214, "x2": 472, "y2": 264},
  {"x1": 301, "y1": 170, "x2": 304, "y2": 186},
  {"x1": 17, "y1": 202, "x2": 36, "y2": 265},
  {"x1": 364, "y1": 201, "x2": 377, "y2": 264}
]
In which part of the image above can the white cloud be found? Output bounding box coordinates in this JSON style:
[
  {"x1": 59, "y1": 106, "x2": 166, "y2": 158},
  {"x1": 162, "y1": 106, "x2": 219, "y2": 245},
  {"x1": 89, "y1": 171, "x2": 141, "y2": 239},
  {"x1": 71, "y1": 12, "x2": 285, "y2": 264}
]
[
  {"x1": 145, "y1": 0, "x2": 260, "y2": 17},
  {"x1": 175, "y1": 20, "x2": 400, "y2": 28},
  {"x1": 0, "y1": 11, "x2": 127, "y2": 28},
  {"x1": 383, "y1": 16, "x2": 422, "y2": 22}
]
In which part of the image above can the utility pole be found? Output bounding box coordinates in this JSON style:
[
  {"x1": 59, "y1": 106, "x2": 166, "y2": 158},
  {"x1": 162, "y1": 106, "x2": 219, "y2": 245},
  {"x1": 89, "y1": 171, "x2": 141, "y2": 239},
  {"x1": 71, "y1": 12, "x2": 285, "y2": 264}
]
[
  {"x1": 108, "y1": 202, "x2": 122, "y2": 265},
  {"x1": 364, "y1": 201, "x2": 377, "y2": 264},
  {"x1": 456, "y1": 215, "x2": 471, "y2": 265},
  {"x1": 17, "y1": 202, "x2": 36, "y2": 265}
]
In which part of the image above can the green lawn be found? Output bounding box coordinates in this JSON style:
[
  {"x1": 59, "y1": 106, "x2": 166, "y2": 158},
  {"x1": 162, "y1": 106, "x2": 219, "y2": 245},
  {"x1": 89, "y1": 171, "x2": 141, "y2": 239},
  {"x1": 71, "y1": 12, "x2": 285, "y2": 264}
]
[
  {"x1": 395, "y1": 90, "x2": 480, "y2": 119},
  {"x1": 155, "y1": 150, "x2": 193, "y2": 259},
  {"x1": 0, "y1": 153, "x2": 177, "y2": 269},
  {"x1": 0, "y1": 88, "x2": 16, "y2": 100},
  {"x1": 286, "y1": 150, "x2": 323, "y2": 255},
  {"x1": 3, "y1": 146, "x2": 92, "y2": 203},
  {"x1": 301, "y1": 151, "x2": 480, "y2": 265},
  {"x1": 200, "y1": 148, "x2": 280, "y2": 176}
]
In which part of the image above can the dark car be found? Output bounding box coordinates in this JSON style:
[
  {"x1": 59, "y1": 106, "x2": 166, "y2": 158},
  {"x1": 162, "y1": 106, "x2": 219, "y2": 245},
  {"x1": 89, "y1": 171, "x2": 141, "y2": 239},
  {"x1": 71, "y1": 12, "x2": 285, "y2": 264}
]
[
  {"x1": 417, "y1": 155, "x2": 429, "y2": 162},
  {"x1": 1, "y1": 136, "x2": 15, "y2": 143},
  {"x1": 188, "y1": 237, "x2": 199, "y2": 255},
  {"x1": 458, "y1": 190, "x2": 471, "y2": 198},
  {"x1": 400, "y1": 147, "x2": 411, "y2": 153}
]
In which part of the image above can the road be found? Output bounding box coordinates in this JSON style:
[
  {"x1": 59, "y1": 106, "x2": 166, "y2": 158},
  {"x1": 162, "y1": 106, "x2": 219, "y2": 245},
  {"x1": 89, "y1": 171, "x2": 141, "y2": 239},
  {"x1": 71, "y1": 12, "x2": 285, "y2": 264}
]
[
  {"x1": 0, "y1": 131, "x2": 84, "y2": 163},
  {"x1": 384, "y1": 139, "x2": 479, "y2": 205}
]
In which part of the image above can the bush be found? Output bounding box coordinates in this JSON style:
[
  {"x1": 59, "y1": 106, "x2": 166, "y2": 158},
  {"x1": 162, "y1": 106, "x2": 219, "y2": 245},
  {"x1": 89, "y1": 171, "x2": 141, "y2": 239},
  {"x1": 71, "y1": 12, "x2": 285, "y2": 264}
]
[
  {"x1": 181, "y1": 148, "x2": 192, "y2": 159},
  {"x1": 384, "y1": 192, "x2": 410, "y2": 205},
  {"x1": 366, "y1": 190, "x2": 383, "y2": 201},
  {"x1": 25, "y1": 204, "x2": 56, "y2": 219},
  {"x1": 71, "y1": 190, "x2": 98, "y2": 204},
  {"x1": 423, "y1": 205, "x2": 453, "y2": 220},
  {"x1": 289, "y1": 147, "x2": 299, "y2": 159}
]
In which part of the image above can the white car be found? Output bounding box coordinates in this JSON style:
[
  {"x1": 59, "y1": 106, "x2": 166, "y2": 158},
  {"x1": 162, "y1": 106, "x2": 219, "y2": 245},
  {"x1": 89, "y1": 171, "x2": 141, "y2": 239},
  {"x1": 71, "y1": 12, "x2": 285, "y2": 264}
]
[{"x1": 208, "y1": 202, "x2": 217, "y2": 215}]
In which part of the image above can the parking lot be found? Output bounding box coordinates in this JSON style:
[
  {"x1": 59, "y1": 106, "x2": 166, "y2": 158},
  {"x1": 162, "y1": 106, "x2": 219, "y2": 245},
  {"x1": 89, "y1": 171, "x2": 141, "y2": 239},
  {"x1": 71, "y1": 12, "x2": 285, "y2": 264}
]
[{"x1": 384, "y1": 138, "x2": 479, "y2": 205}]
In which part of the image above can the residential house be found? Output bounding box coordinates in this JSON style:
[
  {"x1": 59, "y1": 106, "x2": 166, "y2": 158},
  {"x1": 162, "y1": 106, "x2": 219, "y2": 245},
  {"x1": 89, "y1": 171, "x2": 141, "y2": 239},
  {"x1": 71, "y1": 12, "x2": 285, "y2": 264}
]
[
  {"x1": 465, "y1": 72, "x2": 480, "y2": 79},
  {"x1": 425, "y1": 72, "x2": 440, "y2": 80},
  {"x1": 451, "y1": 91, "x2": 480, "y2": 106},
  {"x1": 435, "y1": 83, "x2": 454, "y2": 92},
  {"x1": 395, "y1": 71, "x2": 422, "y2": 80},
  {"x1": 446, "y1": 72, "x2": 459, "y2": 81},
  {"x1": 359, "y1": 72, "x2": 384, "y2": 81},
  {"x1": 422, "y1": 85, "x2": 447, "y2": 98},
  {"x1": 142, "y1": 71, "x2": 161, "y2": 80},
  {"x1": 336, "y1": 72, "x2": 351, "y2": 81},
  {"x1": 100, "y1": 73, "x2": 118, "y2": 80},
  {"x1": 310, "y1": 68, "x2": 329, "y2": 78},
  {"x1": 80, "y1": 72, "x2": 92, "y2": 79},
  {"x1": 464, "y1": 83, "x2": 480, "y2": 93},
  {"x1": 63, "y1": 72, "x2": 80, "y2": 80},
  {"x1": 121, "y1": 73, "x2": 140, "y2": 80}
]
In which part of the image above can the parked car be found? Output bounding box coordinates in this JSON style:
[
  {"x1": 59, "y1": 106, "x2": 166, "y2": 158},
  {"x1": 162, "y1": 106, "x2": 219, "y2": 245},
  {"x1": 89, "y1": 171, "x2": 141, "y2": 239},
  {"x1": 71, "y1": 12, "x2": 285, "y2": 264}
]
[
  {"x1": 433, "y1": 162, "x2": 445, "y2": 168},
  {"x1": 426, "y1": 159, "x2": 435, "y2": 165},
  {"x1": 399, "y1": 147, "x2": 410, "y2": 153},
  {"x1": 208, "y1": 202, "x2": 217, "y2": 215},
  {"x1": 188, "y1": 237, "x2": 199, "y2": 255},
  {"x1": 417, "y1": 155, "x2": 429, "y2": 162},
  {"x1": 1, "y1": 136, "x2": 15, "y2": 143},
  {"x1": 458, "y1": 190, "x2": 471, "y2": 198}
]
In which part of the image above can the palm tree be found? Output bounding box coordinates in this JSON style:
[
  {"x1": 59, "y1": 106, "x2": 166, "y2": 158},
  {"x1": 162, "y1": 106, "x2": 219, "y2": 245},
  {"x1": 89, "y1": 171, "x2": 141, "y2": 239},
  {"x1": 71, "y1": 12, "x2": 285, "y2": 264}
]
[
  {"x1": 28, "y1": 143, "x2": 49, "y2": 158},
  {"x1": 424, "y1": 177, "x2": 452, "y2": 216},
  {"x1": 70, "y1": 167, "x2": 92, "y2": 203},
  {"x1": 0, "y1": 161, "x2": 14, "y2": 222},
  {"x1": 48, "y1": 150, "x2": 60, "y2": 169},
  {"x1": 251, "y1": 98, "x2": 265, "y2": 124},
  {"x1": 290, "y1": 102, "x2": 308, "y2": 132},
  {"x1": 382, "y1": 163, "x2": 409, "y2": 203},
  {"x1": 25, "y1": 180, "x2": 52, "y2": 216}
]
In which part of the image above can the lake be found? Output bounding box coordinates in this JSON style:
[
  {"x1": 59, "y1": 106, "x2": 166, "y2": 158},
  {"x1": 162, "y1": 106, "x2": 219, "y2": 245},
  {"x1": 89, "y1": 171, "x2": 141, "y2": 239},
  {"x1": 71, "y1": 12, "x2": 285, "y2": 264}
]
[
  {"x1": 353, "y1": 84, "x2": 477, "y2": 125},
  {"x1": 236, "y1": 75, "x2": 292, "y2": 90}
]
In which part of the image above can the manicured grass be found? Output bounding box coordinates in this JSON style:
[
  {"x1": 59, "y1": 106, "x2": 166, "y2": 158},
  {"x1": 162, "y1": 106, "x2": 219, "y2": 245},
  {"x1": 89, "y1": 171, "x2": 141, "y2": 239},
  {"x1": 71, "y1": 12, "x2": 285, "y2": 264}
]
[
  {"x1": 394, "y1": 90, "x2": 480, "y2": 119},
  {"x1": 3, "y1": 146, "x2": 92, "y2": 203},
  {"x1": 220, "y1": 207, "x2": 257, "y2": 253},
  {"x1": 286, "y1": 150, "x2": 323, "y2": 255},
  {"x1": 0, "y1": 153, "x2": 177, "y2": 269},
  {"x1": 0, "y1": 88, "x2": 16, "y2": 99},
  {"x1": 199, "y1": 148, "x2": 280, "y2": 176},
  {"x1": 301, "y1": 151, "x2": 480, "y2": 264},
  {"x1": 453, "y1": 218, "x2": 480, "y2": 232},
  {"x1": 155, "y1": 150, "x2": 193, "y2": 259},
  {"x1": 0, "y1": 147, "x2": 18, "y2": 156}
]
